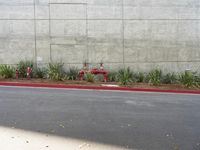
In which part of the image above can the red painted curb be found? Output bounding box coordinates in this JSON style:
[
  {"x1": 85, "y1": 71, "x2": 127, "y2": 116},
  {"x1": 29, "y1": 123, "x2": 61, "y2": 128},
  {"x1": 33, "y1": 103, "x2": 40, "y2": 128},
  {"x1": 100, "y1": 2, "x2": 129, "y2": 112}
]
[{"x1": 0, "y1": 82, "x2": 200, "y2": 94}]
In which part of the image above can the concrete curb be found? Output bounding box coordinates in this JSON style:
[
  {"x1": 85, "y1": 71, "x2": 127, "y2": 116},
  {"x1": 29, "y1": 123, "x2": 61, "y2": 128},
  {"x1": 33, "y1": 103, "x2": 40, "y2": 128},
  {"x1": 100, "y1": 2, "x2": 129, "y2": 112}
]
[{"x1": 0, "y1": 82, "x2": 200, "y2": 94}]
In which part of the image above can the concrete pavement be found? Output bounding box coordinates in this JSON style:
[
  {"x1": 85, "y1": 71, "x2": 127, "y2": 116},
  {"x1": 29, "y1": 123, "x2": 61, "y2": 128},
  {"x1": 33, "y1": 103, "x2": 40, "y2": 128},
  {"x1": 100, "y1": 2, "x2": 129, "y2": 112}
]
[
  {"x1": 0, "y1": 87, "x2": 200, "y2": 150},
  {"x1": 0, "y1": 126, "x2": 130, "y2": 150}
]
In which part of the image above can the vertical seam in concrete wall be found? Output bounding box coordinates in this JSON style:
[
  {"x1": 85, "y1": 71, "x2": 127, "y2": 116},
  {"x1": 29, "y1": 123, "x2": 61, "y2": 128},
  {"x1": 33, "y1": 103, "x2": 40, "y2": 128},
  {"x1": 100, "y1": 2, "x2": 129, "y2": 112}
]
[
  {"x1": 49, "y1": 0, "x2": 52, "y2": 62},
  {"x1": 33, "y1": 0, "x2": 37, "y2": 67},
  {"x1": 149, "y1": 0, "x2": 153, "y2": 70},
  {"x1": 86, "y1": 0, "x2": 89, "y2": 63},
  {"x1": 122, "y1": 0, "x2": 125, "y2": 68},
  {"x1": 196, "y1": 11, "x2": 199, "y2": 54},
  {"x1": 177, "y1": 19, "x2": 180, "y2": 64}
]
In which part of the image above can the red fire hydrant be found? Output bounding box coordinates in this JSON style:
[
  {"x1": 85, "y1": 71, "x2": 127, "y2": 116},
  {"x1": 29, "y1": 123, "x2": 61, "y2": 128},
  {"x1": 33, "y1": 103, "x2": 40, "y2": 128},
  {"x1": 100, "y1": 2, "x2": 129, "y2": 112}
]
[
  {"x1": 100, "y1": 62, "x2": 104, "y2": 70},
  {"x1": 27, "y1": 67, "x2": 32, "y2": 80},
  {"x1": 16, "y1": 68, "x2": 19, "y2": 79}
]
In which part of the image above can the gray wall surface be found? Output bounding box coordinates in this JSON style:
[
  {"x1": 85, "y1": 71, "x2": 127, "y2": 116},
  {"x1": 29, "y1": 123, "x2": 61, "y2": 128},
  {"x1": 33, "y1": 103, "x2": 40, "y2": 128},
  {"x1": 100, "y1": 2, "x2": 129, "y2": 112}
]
[{"x1": 0, "y1": 0, "x2": 200, "y2": 72}]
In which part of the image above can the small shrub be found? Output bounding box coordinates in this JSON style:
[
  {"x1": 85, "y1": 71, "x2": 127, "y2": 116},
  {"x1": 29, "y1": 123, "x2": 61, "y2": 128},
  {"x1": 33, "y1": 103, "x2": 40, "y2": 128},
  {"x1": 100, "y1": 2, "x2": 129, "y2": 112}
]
[
  {"x1": 162, "y1": 73, "x2": 177, "y2": 84},
  {"x1": 179, "y1": 71, "x2": 200, "y2": 88},
  {"x1": 147, "y1": 69, "x2": 162, "y2": 86},
  {"x1": 33, "y1": 67, "x2": 47, "y2": 78},
  {"x1": 94, "y1": 74, "x2": 104, "y2": 82},
  {"x1": 66, "y1": 67, "x2": 79, "y2": 80},
  {"x1": 134, "y1": 72, "x2": 146, "y2": 83},
  {"x1": 117, "y1": 68, "x2": 133, "y2": 86},
  {"x1": 108, "y1": 71, "x2": 117, "y2": 82},
  {"x1": 18, "y1": 60, "x2": 33, "y2": 78},
  {"x1": 0, "y1": 65, "x2": 15, "y2": 78},
  {"x1": 195, "y1": 74, "x2": 200, "y2": 87},
  {"x1": 84, "y1": 73, "x2": 95, "y2": 82},
  {"x1": 48, "y1": 63, "x2": 66, "y2": 81}
]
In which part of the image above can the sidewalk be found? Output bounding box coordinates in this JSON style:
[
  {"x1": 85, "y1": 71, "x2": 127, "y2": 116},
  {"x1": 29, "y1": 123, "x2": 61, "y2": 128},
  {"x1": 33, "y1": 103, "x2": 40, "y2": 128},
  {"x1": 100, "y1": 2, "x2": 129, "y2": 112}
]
[{"x1": 0, "y1": 126, "x2": 129, "y2": 150}]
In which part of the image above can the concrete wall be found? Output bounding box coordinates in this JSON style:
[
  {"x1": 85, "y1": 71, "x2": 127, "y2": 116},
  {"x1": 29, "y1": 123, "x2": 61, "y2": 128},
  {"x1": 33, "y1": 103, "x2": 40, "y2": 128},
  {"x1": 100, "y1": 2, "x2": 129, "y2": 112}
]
[{"x1": 0, "y1": 0, "x2": 200, "y2": 72}]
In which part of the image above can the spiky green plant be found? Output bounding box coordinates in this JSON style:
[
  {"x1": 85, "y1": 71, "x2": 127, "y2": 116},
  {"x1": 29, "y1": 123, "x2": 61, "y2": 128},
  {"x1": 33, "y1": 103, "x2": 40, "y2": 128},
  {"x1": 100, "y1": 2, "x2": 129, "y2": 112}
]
[
  {"x1": 108, "y1": 71, "x2": 118, "y2": 82},
  {"x1": 18, "y1": 60, "x2": 33, "y2": 78},
  {"x1": 134, "y1": 72, "x2": 146, "y2": 83},
  {"x1": 162, "y1": 73, "x2": 177, "y2": 84},
  {"x1": 94, "y1": 74, "x2": 104, "y2": 82},
  {"x1": 33, "y1": 67, "x2": 47, "y2": 78},
  {"x1": 195, "y1": 73, "x2": 200, "y2": 88},
  {"x1": 0, "y1": 65, "x2": 15, "y2": 78},
  {"x1": 48, "y1": 63, "x2": 66, "y2": 81},
  {"x1": 84, "y1": 73, "x2": 95, "y2": 82},
  {"x1": 147, "y1": 69, "x2": 162, "y2": 86},
  {"x1": 117, "y1": 67, "x2": 133, "y2": 86},
  {"x1": 179, "y1": 71, "x2": 200, "y2": 88},
  {"x1": 66, "y1": 67, "x2": 79, "y2": 80}
]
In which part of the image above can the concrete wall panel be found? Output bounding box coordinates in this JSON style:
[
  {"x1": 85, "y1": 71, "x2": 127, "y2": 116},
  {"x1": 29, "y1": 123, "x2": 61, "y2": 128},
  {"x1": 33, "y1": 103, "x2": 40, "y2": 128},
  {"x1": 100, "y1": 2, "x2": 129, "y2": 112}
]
[
  {"x1": 0, "y1": 38, "x2": 34, "y2": 64},
  {"x1": 88, "y1": 0, "x2": 121, "y2": 5},
  {"x1": 124, "y1": 19, "x2": 200, "y2": 66},
  {"x1": 88, "y1": 6, "x2": 122, "y2": 19},
  {"x1": 177, "y1": 21, "x2": 199, "y2": 42},
  {"x1": 35, "y1": 5, "x2": 49, "y2": 19},
  {"x1": 50, "y1": 4, "x2": 86, "y2": 19},
  {"x1": 124, "y1": 0, "x2": 200, "y2": 7},
  {"x1": 124, "y1": 0, "x2": 200, "y2": 19},
  {"x1": 124, "y1": 20, "x2": 150, "y2": 40},
  {"x1": 0, "y1": 20, "x2": 34, "y2": 38},
  {"x1": 88, "y1": 20, "x2": 123, "y2": 63},
  {"x1": 36, "y1": 39, "x2": 50, "y2": 64},
  {"x1": 36, "y1": 20, "x2": 49, "y2": 37},
  {"x1": 0, "y1": 5, "x2": 34, "y2": 19},
  {"x1": 50, "y1": 0, "x2": 86, "y2": 3},
  {"x1": 0, "y1": 41, "x2": 34, "y2": 64},
  {"x1": 88, "y1": 20, "x2": 122, "y2": 39},
  {"x1": 124, "y1": 7, "x2": 200, "y2": 19},
  {"x1": 51, "y1": 20, "x2": 86, "y2": 37},
  {"x1": 0, "y1": 20, "x2": 35, "y2": 64},
  {"x1": 50, "y1": 20, "x2": 86, "y2": 45},
  {"x1": 88, "y1": 43, "x2": 123, "y2": 63},
  {"x1": 87, "y1": 0, "x2": 122, "y2": 19},
  {"x1": 0, "y1": 0, "x2": 34, "y2": 5},
  {"x1": 51, "y1": 45, "x2": 87, "y2": 63},
  {"x1": 35, "y1": 0, "x2": 49, "y2": 5},
  {"x1": 0, "y1": 0, "x2": 199, "y2": 72},
  {"x1": 36, "y1": 20, "x2": 50, "y2": 64}
]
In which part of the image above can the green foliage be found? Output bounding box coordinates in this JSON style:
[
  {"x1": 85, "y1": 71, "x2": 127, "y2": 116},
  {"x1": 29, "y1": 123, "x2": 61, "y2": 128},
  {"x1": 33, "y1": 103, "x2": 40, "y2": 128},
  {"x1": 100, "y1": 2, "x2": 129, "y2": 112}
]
[
  {"x1": 84, "y1": 73, "x2": 95, "y2": 82},
  {"x1": 147, "y1": 69, "x2": 162, "y2": 86},
  {"x1": 18, "y1": 60, "x2": 33, "y2": 78},
  {"x1": 162, "y1": 73, "x2": 177, "y2": 84},
  {"x1": 117, "y1": 68, "x2": 133, "y2": 86},
  {"x1": 66, "y1": 67, "x2": 79, "y2": 80},
  {"x1": 0, "y1": 65, "x2": 15, "y2": 78},
  {"x1": 195, "y1": 74, "x2": 200, "y2": 87},
  {"x1": 94, "y1": 74, "x2": 104, "y2": 82},
  {"x1": 48, "y1": 63, "x2": 66, "y2": 81},
  {"x1": 179, "y1": 71, "x2": 200, "y2": 88},
  {"x1": 2, "y1": 60, "x2": 200, "y2": 89},
  {"x1": 108, "y1": 71, "x2": 117, "y2": 82},
  {"x1": 33, "y1": 67, "x2": 47, "y2": 78},
  {"x1": 134, "y1": 72, "x2": 146, "y2": 83}
]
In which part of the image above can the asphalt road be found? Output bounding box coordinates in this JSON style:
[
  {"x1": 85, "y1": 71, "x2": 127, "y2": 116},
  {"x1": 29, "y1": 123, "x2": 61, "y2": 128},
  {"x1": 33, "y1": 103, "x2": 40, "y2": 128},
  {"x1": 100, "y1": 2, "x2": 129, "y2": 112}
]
[{"x1": 0, "y1": 86, "x2": 200, "y2": 150}]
